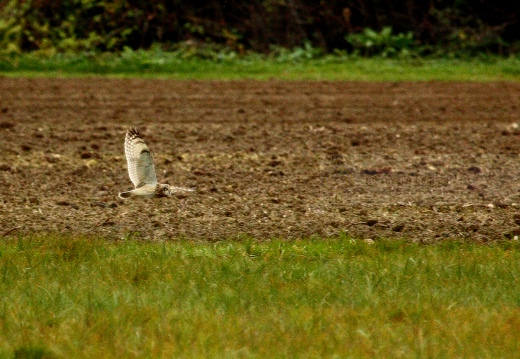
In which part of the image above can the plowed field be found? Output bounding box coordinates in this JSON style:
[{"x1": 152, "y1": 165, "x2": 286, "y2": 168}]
[{"x1": 0, "y1": 79, "x2": 519, "y2": 241}]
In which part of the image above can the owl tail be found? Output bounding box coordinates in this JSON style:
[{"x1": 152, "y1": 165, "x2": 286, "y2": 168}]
[
  {"x1": 170, "y1": 186, "x2": 195, "y2": 193},
  {"x1": 118, "y1": 190, "x2": 133, "y2": 199}
]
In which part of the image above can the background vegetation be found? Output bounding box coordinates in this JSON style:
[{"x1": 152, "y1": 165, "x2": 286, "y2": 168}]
[{"x1": 1, "y1": 0, "x2": 519, "y2": 58}]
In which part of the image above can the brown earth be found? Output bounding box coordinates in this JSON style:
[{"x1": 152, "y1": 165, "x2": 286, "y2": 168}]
[{"x1": 0, "y1": 78, "x2": 519, "y2": 242}]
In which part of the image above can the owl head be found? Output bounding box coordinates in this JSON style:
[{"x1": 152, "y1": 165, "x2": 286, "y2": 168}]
[{"x1": 157, "y1": 184, "x2": 172, "y2": 197}]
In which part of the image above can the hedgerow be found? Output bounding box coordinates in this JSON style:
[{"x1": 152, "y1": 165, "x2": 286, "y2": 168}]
[{"x1": 0, "y1": 0, "x2": 518, "y2": 56}]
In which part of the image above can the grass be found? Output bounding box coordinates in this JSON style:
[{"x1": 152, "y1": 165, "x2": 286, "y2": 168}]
[
  {"x1": 0, "y1": 50, "x2": 519, "y2": 81},
  {"x1": 1, "y1": 235, "x2": 520, "y2": 358}
]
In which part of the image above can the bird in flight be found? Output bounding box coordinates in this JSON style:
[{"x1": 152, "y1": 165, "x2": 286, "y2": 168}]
[{"x1": 118, "y1": 127, "x2": 194, "y2": 199}]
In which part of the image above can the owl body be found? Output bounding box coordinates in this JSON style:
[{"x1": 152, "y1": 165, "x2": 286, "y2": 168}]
[
  {"x1": 118, "y1": 127, "x2": 193, "y2": 199},
  {"x1": 118, "y1": 183, "x2": 171, "y2": 199}
]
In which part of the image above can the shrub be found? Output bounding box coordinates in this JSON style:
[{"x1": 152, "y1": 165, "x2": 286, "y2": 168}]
[{"x1": 346, "y1": 26, "x2": 417, "y2": 57}]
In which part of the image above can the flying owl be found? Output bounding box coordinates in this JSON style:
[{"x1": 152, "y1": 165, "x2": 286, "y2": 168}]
[{"x1": 118, "y1": 127, "x2": 194, "y2": 199}]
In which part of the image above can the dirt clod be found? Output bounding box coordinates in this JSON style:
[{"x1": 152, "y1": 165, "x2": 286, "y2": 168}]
[
  {"x1": 467, "y1": 166, "x2": 483, "y2": 173},
  {"x1": 392, "y1": 224, "x2": 405, "y2": 232},
  {"x1": 366, "y1": 220, "x2": 379, "y2": 227}
]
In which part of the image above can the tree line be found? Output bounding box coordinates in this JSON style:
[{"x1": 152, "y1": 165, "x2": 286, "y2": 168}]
[{"x1": 1, "y1": 0, "x2": 518, "y2": 55}]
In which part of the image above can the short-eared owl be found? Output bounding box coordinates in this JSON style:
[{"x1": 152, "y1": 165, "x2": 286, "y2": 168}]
[{"x1": 118, "y1": 127, "x2": 194, "y2": 199}]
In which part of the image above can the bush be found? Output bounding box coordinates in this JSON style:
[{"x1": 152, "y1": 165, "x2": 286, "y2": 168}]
[{"x1": 346, "y1": 27, "x2": 417, "y2": 57}]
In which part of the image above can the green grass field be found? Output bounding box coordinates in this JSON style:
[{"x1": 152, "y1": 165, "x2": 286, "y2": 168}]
[
  {"x1": 1, "y1": 235, "x2": 520, "y2": 358},
  {"x1": 1, "y1": 51, "x2": 519, "y2": 81}
]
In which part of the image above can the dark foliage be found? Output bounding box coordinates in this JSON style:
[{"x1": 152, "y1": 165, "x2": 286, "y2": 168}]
[{"x1": 0, "y1": 0, "x2": 518, "y2": 54}]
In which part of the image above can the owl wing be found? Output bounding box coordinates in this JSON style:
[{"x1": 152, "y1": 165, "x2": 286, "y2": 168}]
[{"x1": 124, "y1": 127, "x2": 158, "y2": 188}]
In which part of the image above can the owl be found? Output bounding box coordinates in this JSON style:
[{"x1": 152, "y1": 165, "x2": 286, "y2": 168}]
[{"x1": 118, "y1": 127, "x2": 194, "y2": 199}]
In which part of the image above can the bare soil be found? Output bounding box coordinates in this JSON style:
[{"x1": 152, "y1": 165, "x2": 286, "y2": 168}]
[{"x1": 0, "y1": 78, "x2": 519, "y2": 241}]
